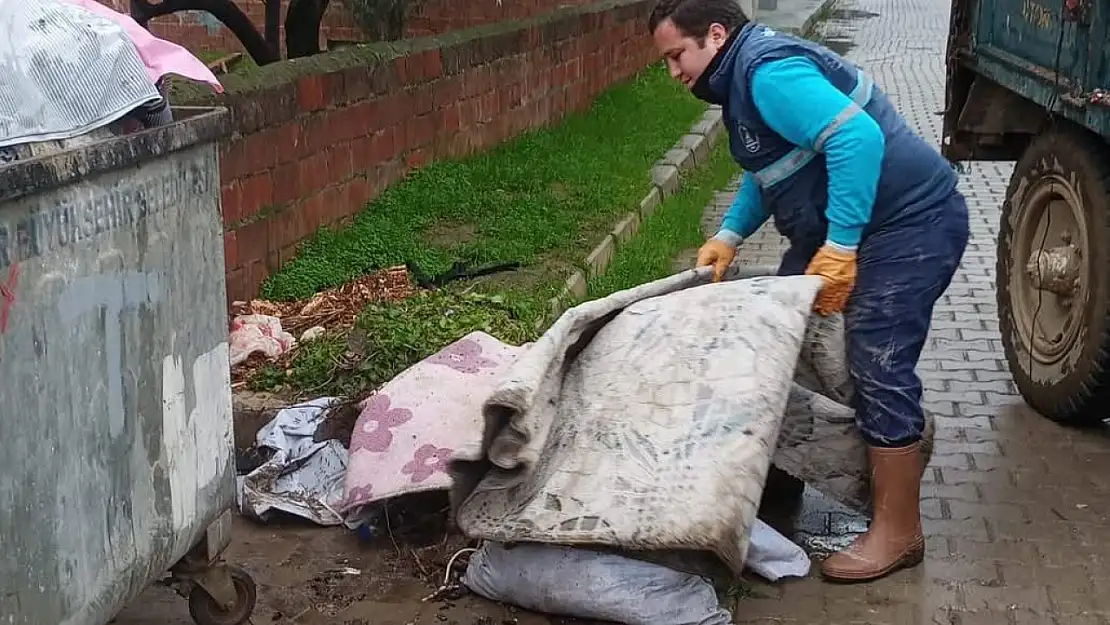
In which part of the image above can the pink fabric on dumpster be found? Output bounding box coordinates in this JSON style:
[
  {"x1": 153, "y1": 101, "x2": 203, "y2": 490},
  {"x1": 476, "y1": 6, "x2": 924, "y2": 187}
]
[
  {"x1": 340, "y1": 331, "x2": 527, "y2": 514},
  {"x1": 60, "y1": 0, "x2": 224, "y2": 93}
]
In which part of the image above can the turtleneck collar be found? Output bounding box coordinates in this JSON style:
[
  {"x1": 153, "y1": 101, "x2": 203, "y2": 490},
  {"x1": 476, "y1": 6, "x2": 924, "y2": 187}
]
[{"x1": 690, "y1": 21, "x2": 754, "y2": 105}]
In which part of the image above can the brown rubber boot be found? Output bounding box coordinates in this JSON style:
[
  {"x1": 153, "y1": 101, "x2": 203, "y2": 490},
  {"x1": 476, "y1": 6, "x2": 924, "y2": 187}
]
[{"x1": 820, "y1": 442, "x2": 925, "y2": 583}]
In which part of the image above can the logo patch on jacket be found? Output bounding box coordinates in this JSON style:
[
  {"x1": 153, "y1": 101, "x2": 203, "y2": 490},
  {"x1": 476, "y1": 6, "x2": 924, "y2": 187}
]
[{"x1": 738, "y1": 125, "x2": 761, "y2": 153}]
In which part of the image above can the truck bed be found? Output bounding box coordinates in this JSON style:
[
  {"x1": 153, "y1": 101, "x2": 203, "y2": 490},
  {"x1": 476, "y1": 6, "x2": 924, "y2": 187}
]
[{"x1": 943, "y1": 0, "x2": 1110, "y2": 161}]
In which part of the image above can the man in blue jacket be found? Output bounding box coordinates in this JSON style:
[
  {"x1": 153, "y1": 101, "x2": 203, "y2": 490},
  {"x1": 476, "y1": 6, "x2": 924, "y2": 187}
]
[{"x1": 648, "y1": 0, "x2": 969, "y2": 583}]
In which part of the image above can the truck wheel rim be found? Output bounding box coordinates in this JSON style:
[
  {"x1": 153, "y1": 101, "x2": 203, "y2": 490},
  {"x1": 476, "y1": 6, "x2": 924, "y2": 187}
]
[{"x1": 1010, "y1": 173, "x2": 1089, "y2": 367}]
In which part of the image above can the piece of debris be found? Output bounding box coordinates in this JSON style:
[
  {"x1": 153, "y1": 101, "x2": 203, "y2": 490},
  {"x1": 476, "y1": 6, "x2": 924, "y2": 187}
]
[
  {"x1": 231, "y1": 265, "x2": 415, "y2": 338},
  {"x1": 237, "y1": 397, "x2": 349, "y2": 526},
  {"x1": 205, "y1": 51, "x2": 244, "y2": 75},
  {"x1": 229, "y1": 314, "x2": 296, "y2": 367},
  {"x1": 229, "y1": 266, "x2": 416, "y2": 384},
  {"x1": 422, "y1": 547, "x2": 476, "y2": 603},
  {"x1": 314, "y1": 399, "x2": 362, "y2": 448}
]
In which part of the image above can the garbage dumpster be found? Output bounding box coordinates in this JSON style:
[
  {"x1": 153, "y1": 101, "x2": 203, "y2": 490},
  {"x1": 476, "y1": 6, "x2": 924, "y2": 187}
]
[{"x1": 0, "y1": 107, "x2": 257, "y2": 625}]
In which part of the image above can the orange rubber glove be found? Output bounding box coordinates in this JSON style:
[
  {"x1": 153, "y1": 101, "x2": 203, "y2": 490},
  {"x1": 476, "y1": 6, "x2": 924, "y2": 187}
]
[
  {"x1": 805, "y1": 244, "x2": 858, "y2": 315},
  {"x1": 696, "y1": 238, "x2": 737, "y2": 282}
]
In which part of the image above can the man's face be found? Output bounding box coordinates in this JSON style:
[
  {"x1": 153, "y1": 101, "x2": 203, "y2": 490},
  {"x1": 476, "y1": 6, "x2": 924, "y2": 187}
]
[{"x1": 652, "y1": 19, "x2": 729, "y2": 89}]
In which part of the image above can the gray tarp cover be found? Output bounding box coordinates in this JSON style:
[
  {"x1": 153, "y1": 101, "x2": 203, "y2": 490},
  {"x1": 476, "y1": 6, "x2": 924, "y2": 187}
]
[{"x1": 0, "y1": 0, "x2": 160, "y2": 148}]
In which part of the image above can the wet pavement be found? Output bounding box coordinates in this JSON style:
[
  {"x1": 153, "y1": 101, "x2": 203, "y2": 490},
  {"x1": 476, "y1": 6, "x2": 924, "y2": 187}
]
[
  {"x1": 700, "y1": 0, "x2": 1110, "y2": 622},
  {"x1": 110, "y1": 505, "x2": 569, "y2": 625},
  {"x1": 749, "y1": 0, "x2": 831, "y2": 34},
  {"x1": 112, "y1": 0, "x2": 1110, "y2": 623}
]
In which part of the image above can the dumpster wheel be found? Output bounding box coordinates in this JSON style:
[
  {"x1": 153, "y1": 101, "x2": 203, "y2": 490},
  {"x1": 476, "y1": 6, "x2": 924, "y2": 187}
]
[
  {"x1": 187, "y1": 565, "x2": 257, "y2": 625},
  {"x1": 997, "y1": 127, "x2": 1110, "y2": 425}
]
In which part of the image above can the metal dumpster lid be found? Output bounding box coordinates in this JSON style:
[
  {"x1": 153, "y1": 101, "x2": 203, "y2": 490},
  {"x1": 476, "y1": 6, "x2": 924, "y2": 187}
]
[{"x1": 0, "y1": 106, "x2": 230, "y2": 204}]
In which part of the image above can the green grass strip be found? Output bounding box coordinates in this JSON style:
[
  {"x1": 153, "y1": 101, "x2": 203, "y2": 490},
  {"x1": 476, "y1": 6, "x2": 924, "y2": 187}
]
[
  {"x1": 588, "y1": 141, "x2": 737, "y2": 298},
  {"x1": 252, "y1": 290, "x2": 542, "y2": 397},
  {"x1": 260, "y1": 61, "x2": 707, "y2": 301},
  {"x1": 256, "y1": 140, "x2": 740, "y2": 398}
]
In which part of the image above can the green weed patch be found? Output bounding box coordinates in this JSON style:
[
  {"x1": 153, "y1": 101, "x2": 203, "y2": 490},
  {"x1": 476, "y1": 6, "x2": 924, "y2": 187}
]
[
  {"x1": 261, "y1": 62, "x2": 705, "y2": 301},
  {"x1": 248, "y1": 66, "x2": 745, "y2": 398}
]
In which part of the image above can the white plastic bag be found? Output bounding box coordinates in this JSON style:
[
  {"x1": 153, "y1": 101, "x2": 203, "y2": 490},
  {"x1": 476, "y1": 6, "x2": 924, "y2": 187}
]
[
  {"x1": 462, "y1": 541, "x2": 733, "y2": 625},
  {"x1": 746, "y1": 520, "x2": 812, "y2": 581}
]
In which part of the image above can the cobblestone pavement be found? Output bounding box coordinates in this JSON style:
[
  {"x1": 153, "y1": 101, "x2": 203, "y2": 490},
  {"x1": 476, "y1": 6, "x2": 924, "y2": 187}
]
[{"x1": 701, "y1": 0, "x2": 1110, "y2": 623}]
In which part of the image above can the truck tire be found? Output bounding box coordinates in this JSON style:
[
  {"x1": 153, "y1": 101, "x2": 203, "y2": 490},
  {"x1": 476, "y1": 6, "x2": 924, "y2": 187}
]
[{"x1": 997, "y1": 127, "x2": 1110, "y2": 426}]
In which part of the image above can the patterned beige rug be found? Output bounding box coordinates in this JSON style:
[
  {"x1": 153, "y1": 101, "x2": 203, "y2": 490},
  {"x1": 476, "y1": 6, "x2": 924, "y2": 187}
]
[{"x1": 448, "y1": 266, "x2": 935, "y2": 576}]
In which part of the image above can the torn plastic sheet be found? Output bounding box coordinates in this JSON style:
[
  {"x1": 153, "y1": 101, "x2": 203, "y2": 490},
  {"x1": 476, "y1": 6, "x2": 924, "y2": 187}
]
[{"x1": 237, "y1": 397, "x2": 349, "y2": 526}]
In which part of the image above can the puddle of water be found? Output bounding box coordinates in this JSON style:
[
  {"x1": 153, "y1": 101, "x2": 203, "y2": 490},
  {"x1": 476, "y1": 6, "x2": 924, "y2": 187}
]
[
  {"x1": 796, "y1": 532, "x2": 860, "y2": 557},
  {"x1": 769, "y1": 487, "x2": 870, "y2": 557}
]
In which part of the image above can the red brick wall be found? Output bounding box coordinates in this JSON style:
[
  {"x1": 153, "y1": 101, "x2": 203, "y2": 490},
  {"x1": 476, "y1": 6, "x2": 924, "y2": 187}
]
[
  {"x1": 96, "y1": 0, "x2": 598, "y2": 55},
  {"x1": 186, "y1": 0, "x2": 659, "y2": 303},
  {"x1": 406, "y1": 0, "x2": 597, "y2": 37}
]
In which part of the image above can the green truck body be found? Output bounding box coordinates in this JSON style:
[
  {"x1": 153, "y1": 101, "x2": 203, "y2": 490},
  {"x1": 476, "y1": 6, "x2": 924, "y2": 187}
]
[{"x1": 944, "y1": 0, "x2": 1110, "y2": 424}]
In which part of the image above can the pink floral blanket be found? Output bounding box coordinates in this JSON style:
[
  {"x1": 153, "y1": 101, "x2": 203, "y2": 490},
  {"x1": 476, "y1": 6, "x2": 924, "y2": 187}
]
[{"x1": 340, "y1": 332, "x2": 527, "y2": 515}]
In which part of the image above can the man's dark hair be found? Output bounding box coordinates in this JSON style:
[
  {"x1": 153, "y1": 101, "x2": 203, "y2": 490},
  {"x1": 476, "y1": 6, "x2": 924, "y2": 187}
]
[{"x1": 647, "y1": 0, "x2": 748, "y2": 37}]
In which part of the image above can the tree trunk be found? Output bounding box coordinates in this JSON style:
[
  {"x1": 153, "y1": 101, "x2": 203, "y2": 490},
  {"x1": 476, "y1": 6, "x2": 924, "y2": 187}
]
[
  {"x1": 264, "y1": 0, "x2": 281, "y2": 51},
  {"x1": 285, "y1": 0, "x2": 332, "y2": 59}
]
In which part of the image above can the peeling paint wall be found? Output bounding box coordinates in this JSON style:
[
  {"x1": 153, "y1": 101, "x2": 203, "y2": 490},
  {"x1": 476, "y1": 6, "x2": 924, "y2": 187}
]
[
  {"x1": 161, "y1": 343, "x2": 235, "y2": 557},
  {"x1": 0, "y1": 117, "x2": 234, "y2": 625}
]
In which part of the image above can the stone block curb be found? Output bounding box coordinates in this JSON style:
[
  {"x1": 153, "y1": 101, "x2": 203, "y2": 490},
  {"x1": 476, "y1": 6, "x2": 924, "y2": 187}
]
[
  {"x1": 800, "y1": 0, "x2": 840, "y2": 39},
  {"x1": 611, "y1": 211, "x2": 641, "y2": 245},
  {"x1": 651, "y1": 163, "x2": 681, "y2": 197},
  {"x1": 585, "y1": 234, "x2": 617, "y2": 278},
  {"x1": 545, "y1": 105, "x2": 728, "y2": 322},
  {"x1": 681, "y1": 132, "x2": 710, "y2": 165},
  {"x1": 639, "y1": 187, "x2": 662, "y2": 220}
]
